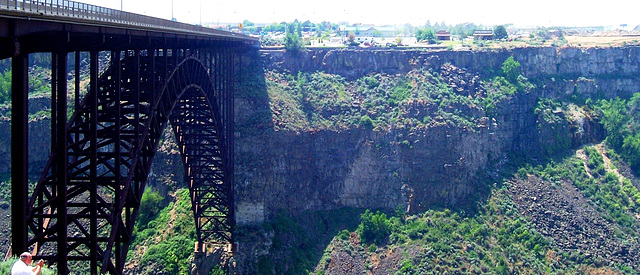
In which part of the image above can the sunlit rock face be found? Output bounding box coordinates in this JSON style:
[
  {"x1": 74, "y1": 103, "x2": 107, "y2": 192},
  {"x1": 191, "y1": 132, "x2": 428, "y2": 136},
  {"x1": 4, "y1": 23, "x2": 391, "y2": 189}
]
[{"x1": 235, "y1": 46, "x2": 637, "y2": 220}]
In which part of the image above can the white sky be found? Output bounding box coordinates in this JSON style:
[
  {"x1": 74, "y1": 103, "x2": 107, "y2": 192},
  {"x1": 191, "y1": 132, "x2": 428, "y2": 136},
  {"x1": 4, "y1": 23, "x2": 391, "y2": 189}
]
[{"x1": 76, "y1": 0, "x2": 638, "y2": 28}]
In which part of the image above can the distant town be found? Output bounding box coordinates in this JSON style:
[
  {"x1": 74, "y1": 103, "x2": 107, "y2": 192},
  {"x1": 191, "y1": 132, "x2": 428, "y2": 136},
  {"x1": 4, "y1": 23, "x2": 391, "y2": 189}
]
[{"x1": 205, "y1": 20, "x2": 640, "y2": 49}]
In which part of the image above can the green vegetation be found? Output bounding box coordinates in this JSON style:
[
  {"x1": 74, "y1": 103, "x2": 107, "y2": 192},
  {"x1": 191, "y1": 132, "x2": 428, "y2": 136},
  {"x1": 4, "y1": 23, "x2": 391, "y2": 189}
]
[
  {"x1": 356, "y1": 210, "x2": 391, "y2": 245},
  {"x1": 316, "y1": 190, "x2": 575, "y2": 274},
  {"x1": 208, "y1": 265, "x2": 226, "y2": 275},
  {"x1": 0, "y1": 173, "x2": 10, "y2": 203},
  {"x1": 248, "y1": 208, "x2": 363, "y2": 274},
  {"x1": 0, "y1": 69, "x2": 11, "y2": 104},
  {"x1": 494, "y1": 25, "x2": 508, "y2": 40},
  {"x1": 284, "y1": 21, "x2": 305, "y2": 54},
  {"x1": 131, "y1": 188, "x2": 196, "y2": 275},
  {"x1": 597, "y1": 93, "x2": 640, "y2": 173},
  {"x1": 311, "y1": 142, "x2": 640, "y2": 273},
  {"x1": 518, "y1": 145, "x2": 640, "y2": 238},
  {"x1": 266, "y1": 66, "x2": 499, "y2": 132},
  {"x1": 501, "y1": 56, "x2": 521, "y2": 83},
  {"x1": 136, "y1": 188, "x2": 164, "y2": 229},
  {"x1": 415, "y1": 28, "x2": 437, "y2": 44},
  {"x1": 483, "y1": 56, "x2": 533, "y2": 115},
  {"x1": 584, "y1": 146, "x2": 606, "y2": 177},
  {"x1": 256, "y1": 212, "x2": 315, "y2": 274}
]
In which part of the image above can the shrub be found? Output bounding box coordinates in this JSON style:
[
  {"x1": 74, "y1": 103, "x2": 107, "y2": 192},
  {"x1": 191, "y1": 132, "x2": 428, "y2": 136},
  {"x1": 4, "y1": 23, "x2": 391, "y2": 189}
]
[
  {"x1": 501, "y1": 56, "x2": 521, "y2": 84},
  {"x1": 357, "y1": 210, "x2": 391, "y2": 245},
  {"x1": 359, "y1": 115, "x2": 375, "y2": 129},
  {"x1": 137, "y1": 188, "x2": 164, "y2": 229},
  {"x1": 388, "y1": 78, "x2": 413, "y2": 106},
  {"x1": 141, "y1": 235, "x2": 194, "y2": 275},
  {"x1": 364, "y1": 76, "x2": 380, "y2": 89}
]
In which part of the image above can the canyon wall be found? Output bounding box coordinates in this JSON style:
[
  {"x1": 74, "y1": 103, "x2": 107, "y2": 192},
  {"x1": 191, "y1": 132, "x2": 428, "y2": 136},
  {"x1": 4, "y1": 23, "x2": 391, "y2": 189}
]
[
  {"x1": 235, "y1": 46, "x2": 636, "y2": 222},
  {"x1": 263, "y1": 46, "x2": 640, "y2": 98}
]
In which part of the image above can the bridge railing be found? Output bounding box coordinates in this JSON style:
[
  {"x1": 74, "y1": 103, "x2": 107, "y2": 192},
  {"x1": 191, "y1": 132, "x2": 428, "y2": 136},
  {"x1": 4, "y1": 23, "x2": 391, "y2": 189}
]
[{"x1": 0, "y1": 0, "x2": 256, "y2": 40}]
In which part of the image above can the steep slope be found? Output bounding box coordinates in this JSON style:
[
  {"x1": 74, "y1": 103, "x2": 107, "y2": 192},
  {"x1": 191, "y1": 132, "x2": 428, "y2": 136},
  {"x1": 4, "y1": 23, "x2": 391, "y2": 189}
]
[{"x1": 309, "y1": 143, "x2": 640, "y2": 274}]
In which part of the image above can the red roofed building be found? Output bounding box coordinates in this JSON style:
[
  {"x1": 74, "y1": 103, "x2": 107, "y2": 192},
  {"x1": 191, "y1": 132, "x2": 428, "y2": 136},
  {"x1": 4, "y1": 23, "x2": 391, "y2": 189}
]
[{"x1": 435, "y1": 30, "x2": 451, "y2": 41}]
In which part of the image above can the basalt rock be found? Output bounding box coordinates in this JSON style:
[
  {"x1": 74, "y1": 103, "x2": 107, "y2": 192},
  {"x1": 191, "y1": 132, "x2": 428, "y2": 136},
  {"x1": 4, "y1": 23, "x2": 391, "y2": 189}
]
[{"x1": 235, "y1": 47, "x2": 615, "y2": 219}]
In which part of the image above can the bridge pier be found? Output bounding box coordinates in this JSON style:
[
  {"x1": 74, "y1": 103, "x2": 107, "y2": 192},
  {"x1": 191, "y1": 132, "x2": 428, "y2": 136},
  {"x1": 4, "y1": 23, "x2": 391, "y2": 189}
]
[
  {"x1": 10, "y1": 52, "x2": 28, "y2": 259},
  {"x1": 54, "y1": 50, "x2": 70, "y2": 275},
  {"x1": 193, "y1": 242, "x2": 236, "y2": 275}
]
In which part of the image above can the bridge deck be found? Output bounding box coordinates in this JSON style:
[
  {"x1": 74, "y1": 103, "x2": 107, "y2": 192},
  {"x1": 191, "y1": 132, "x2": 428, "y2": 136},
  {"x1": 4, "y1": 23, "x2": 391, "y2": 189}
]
[{"x1": 0, "y1": 0, "x2": 258, "y2": 55}]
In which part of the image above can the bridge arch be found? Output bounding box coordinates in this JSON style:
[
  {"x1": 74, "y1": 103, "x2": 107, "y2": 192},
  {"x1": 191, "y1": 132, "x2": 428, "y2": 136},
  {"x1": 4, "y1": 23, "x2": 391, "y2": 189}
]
[
  {"x1": 160, "y1": 56, "x2": 233, "y2": 246},
  {"x1": 25, "y1": 49, "x2": 236, "y2": 274}
]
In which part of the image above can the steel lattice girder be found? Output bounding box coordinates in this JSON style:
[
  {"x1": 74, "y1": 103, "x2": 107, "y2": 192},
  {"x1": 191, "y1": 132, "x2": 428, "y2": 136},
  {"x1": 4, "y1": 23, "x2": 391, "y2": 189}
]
[{"x1": 24, "y1": 48, "x2": 237, "y2": 274}]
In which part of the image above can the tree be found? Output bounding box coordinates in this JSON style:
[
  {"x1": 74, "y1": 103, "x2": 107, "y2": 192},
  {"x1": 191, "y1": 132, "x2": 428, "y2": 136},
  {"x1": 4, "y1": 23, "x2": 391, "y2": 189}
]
[
  {"x1": 501, "y1": 56, "x2": 521, "y2": 83},
  {"x1": 137, "y1": 189, "x2": 164, "y2": 228},
  {"x1": 0, "y1": 70, "x2": 11, "y2": 105},
  {"x1": 347, "y1": 33, "x2": 360, "y2": 46},
  {"x1": 356, "y1": 210, "x2": 391, "y2": 245},
  {"x1": 598, "y1": 93, "x2": 640, "y2": 173},
  {"x1": 284, "y1": 21, "x2": 304, "y2": 54},
  {"x1": 359, "y1": 115, "x2": 375, "y2": 129},
  {"x1": 242, "y1": 19, "x2": 255, "y2": 27},
  {"x1": 415, "y1": 28, "x2": 437, "y2": 44},
  {"x1": 494, "y1": 25, "x2": 508, "y2": 40}
]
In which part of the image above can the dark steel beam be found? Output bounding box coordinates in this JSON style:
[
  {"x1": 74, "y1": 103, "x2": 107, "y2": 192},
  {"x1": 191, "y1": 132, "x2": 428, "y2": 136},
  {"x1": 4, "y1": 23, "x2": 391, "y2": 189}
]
[
  {"x1": 89, "y1": 49, "x2": 98, "y2": 275},
  {"x1": 11, "y1": 53, "x2": 28, "y2": 257},
  {"x1": 55, "y1": 50, "x2": 69, "y2": 275},
  {"x1": 113, "y1": 49, "x2": 122, "y2": 273}
]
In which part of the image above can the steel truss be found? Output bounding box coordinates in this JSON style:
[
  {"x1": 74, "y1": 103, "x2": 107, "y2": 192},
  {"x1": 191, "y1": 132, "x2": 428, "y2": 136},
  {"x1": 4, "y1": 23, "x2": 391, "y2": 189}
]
[{"x1": 23, "y1": 48, "x2": 236, "y2": 274}]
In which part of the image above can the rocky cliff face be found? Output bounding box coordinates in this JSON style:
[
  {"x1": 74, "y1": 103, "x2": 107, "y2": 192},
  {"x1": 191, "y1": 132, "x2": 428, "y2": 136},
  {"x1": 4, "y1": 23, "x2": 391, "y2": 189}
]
[
  {"x1": 234, "y1": 46, "x2": 633, "y2": 222},
  {"x1": 263, "y1": 46, "x2": 640, "y2": 98},
  {"x1": 0, "y1": 98, "x2": 52, "y2": 174}
]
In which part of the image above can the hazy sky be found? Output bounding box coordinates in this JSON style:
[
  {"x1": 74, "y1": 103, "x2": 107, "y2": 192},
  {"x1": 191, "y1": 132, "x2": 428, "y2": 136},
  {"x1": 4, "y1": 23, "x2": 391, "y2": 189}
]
[{"x1": 75, "y1": 0, "x2": 637, "y2": 28}]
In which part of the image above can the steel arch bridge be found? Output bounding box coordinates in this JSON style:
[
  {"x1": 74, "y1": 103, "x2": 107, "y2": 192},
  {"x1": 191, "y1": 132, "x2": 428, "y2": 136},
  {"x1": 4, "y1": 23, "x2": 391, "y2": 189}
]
[
  {"x1": 1, "y1": 1, "x2": 258, "y2": 274},
  {"x1": 31, "y1": 49, "x2": 237, "y2": 274}
]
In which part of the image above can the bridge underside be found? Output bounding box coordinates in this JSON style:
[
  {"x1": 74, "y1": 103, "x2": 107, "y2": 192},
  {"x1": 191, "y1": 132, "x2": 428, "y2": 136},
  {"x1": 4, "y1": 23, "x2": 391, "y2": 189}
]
[
  {"x1": 22, "y1": 48, "x2": 237, "y2": 275},
  {"x1": 22, "y1": 47, "x2": 237, "y2": 274},
  {"x1": 3, "y1": 13, "x2": 248, "y2": 273}
]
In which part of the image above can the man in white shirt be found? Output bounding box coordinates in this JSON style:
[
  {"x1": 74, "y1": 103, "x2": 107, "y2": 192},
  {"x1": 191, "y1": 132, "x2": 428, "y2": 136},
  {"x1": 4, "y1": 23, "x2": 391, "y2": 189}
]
[{"x1": 10, "y1": 252, "x2": 44, "y2": 275}]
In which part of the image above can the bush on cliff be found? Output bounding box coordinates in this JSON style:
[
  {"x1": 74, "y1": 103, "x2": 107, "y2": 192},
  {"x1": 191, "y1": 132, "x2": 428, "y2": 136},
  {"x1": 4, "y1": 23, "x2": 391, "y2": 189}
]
[
  {"x1": 356, "y1": 210, "x2": 391, "y2": 245},
  {"x1": 598, "y1": 93, "x2": 640, "y2": 173},
  {"x1": 0, "y1": 69, "x2": 10, "y2": 105},
  {"x1": 501, "y1": 56, "x2": 521, "y2": 83},
  {"x1": 129, "y1": 188, "x2": 196, "y2": 274}
]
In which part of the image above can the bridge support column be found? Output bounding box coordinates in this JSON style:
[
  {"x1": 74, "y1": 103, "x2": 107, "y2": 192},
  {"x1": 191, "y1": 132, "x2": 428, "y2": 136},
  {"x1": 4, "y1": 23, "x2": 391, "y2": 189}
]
[
  {"x1": 89, "y1": 50, "x2": 99, "y2": 275},
  {"x1": 11, "y1": 53, "x2": 29, "y2": 257},
  {"x1": 54, "y1": 51, "x2": 69, "y2": 275}
]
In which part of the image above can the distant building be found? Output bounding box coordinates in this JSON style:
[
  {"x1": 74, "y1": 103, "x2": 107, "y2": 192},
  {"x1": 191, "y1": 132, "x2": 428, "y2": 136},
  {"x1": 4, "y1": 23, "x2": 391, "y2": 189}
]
[
  {"x1": 435, "y1": 30, "x2": 451, "y2": 41},
  {"x1": 473, "y1": 30, "x2": 494, "y2": 40},
  {"x1": 342, "y1": 25, "x2": 397, "y2": 38}
]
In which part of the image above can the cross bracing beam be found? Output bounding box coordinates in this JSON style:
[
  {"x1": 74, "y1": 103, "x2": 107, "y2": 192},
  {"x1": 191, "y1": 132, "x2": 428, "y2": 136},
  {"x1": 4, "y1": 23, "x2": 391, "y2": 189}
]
[{"x1": 16, "y1": 49, "x2": 239, "y2": 274}]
